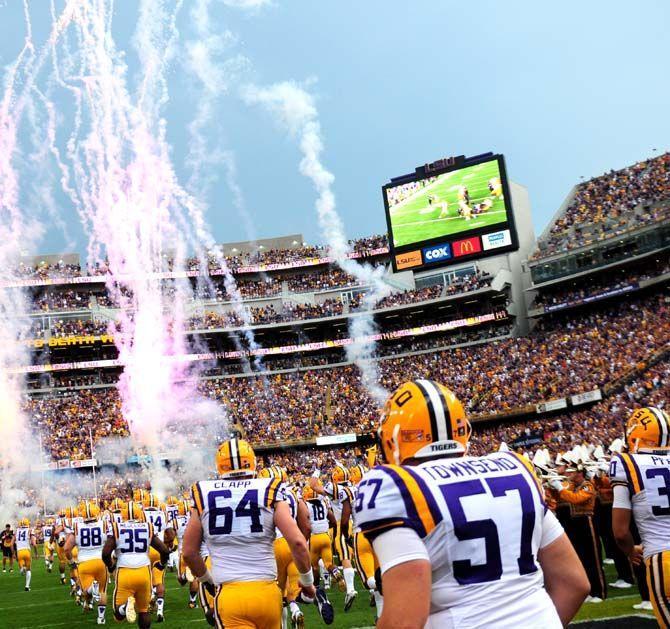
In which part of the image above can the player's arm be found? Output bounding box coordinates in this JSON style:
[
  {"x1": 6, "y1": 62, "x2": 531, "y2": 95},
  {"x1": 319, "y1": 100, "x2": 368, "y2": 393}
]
[
  {"x1": 308, "y1": 475, "x2": 326, "y2": 496},
  {"x1": 538, "y1": 533, "x2": 589, "y2": 626},
  {"x1": 63, "y1": 532, "x2": 77, "y2": 561},
  {"x1": 296, "y1": 500, "x2": 311, "y2": 541},
  {"x1": 326, "y1": 507, "x2": 337, "y2": 529},
  {"x1": 371, "y1": 528, "x2": 431, "y2": 629},
  {"x1": 182, "y1": 509, "x2": 209, "y2": 578},
  {"x1": 163, "y1": 525, "x2": 176, "y2": 551},
  {"x1": 150, "y1": 534, "x2": 170, "y2": 567},
  {"x1": 274, "y1": 501, "x2": 315, "y2": 598},
  {"x1": 102, "y1": 535, "x2": 117, "y2": 571},
  {"x1": 611, "y1": 486, "x2": 643, "y2": 564}
]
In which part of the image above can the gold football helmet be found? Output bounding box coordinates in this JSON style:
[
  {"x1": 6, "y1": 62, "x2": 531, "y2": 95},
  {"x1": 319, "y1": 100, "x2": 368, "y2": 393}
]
[
  {"x1": 79, "y1": 501, "x2": 101, "y2": 520},
  {"x1": 349, "y1": 464, "x2": 367, "y2": 485},
  {"x1": 122, "y1": 501, "x2": 146, "y2": 522},
  {"x1": 302, "y1": 485, "x2": 316, "y2": 501},
  {"x1": 626, "y1": 407, "x2": 670, "y2": 453},
  {"x1": 18, "y1": 517, "x2": 30, "y2": 527},
  {"x1": 216, "y1": 438, "x2": 257, "y2": 479},
  {"x1": 378, "y1": 380, "x2": 471, "y2": 465}
]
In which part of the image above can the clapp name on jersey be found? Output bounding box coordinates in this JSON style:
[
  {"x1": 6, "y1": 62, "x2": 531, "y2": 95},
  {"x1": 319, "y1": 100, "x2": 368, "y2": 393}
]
[{"x1": 212, "y1": 480, "x2": 253, "y2": 488}]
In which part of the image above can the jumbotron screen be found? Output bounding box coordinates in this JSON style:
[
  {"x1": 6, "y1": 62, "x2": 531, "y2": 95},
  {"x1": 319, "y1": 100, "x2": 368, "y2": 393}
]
[{"x1": 383, "y1": 154, "x2": 519, "y2": 271}]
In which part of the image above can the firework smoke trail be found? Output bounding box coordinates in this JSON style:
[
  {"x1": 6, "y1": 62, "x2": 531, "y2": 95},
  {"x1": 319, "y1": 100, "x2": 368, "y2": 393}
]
[
  {"x1": 44, "y1": 0, "x2": 230, "y2": 486},
  {"x1": 0, "y1": 1, "x2": 48, "y2": 521},
  {"x1": 242, "y1": 81, "x2": 391, "y2": 405},
  {"x1": 177, "y1": 0, "x2": 272, "y2": 376}
]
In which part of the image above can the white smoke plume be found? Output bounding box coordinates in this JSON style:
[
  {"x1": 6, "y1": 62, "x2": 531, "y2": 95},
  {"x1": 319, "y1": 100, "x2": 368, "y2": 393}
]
[{"x1": 242, "y1": 80, "x2": 391, "y2": 405}]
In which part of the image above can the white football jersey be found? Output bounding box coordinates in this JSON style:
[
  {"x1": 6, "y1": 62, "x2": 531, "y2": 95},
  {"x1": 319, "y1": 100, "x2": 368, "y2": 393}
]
[
  {"x1": 323, "y1": 482, "x2": 351, "y2": 521},
  {"x1": 73, "y1": 520, "x2": 106, "y2": 562},
  {"x1": 356, "y1": 452, "x2": 564, "y2": 628},
  {"x1": 15, "y1": 526, "x2": 31, "y2": 551},
  {"x1": 42, "y1": 526, "x2": 53, "y2": 543},
  {"x1": 306, "y1": 497, "x2": 330, "y2": 535},
  {"x1": 275, "y1": 487, "x2": 299, "y2": 539},
  {"x1": 144, "y1": 508, "x2": 172, "y2": 542},
  {"x1": 111, "y1": 521, "x2": 154, "y2": 568},
  {"x1": 611, "y1": 451, "x2": 670, "y2": 559},
  {"x1": 166, "y1": 503, "x2": 179, "y2": 522},
  {"x1": 192, "y1": 477, "x2": 283, "y2": 584},
  {"x1": 173, "y1": 514, "x2": 189, "y2": 550}
]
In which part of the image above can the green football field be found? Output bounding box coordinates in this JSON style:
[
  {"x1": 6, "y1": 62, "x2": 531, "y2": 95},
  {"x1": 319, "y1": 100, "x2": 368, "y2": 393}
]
[
  {"x1": 0, "y1": 552, "x2": 657, "y2": 628},
  {"x1": 388, "y1": 159, "x2": 507, "y2": 248}
]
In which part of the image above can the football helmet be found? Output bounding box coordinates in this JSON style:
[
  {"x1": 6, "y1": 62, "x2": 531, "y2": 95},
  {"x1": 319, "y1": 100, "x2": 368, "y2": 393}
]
[
  {"x1": 626, "y1": 406, "x2": 670, "y2": 453},
  {"x1": 330, "y1": 463, "x2": 349, "y2": 486},
  {"x1": 143, "y1": 494, "x2": 159, "y2": 509},
  {"x1": 122, "y1": 501, "x2": 146, "y2": 522},
  {"x1": 349, "y1": 464, "x2": 367, "y2": 485},
  {"x1": 65, "y1": 505, "x2": 78, "y2": 519},
  {"x1": 18, "y1": 517, "x2": 30, "y2": 527},
  {"x1": 177, "y1": 500, "x2": 190, "y2": 516},
  {"x1": 216, "y1": 438, "x2": 257, "y2": 479},
  {"x1": 302, "y1": 485, "x2": 316, "y2": 501},
  {"x1": 166, "y1": 496, "x2": 179, "y2": 506},
  {"x1": 133, "y1": 488, "x2": 149, "y2": 503},
  {"x1": 109, "y1": 497, "x2": 124, "y2": 513},
  {"x1": 79, "y1": 501, "x2": 101, "y2": 520},
  {"x1": 378, "y1": 380, "x2": 471, "y2": 465}
]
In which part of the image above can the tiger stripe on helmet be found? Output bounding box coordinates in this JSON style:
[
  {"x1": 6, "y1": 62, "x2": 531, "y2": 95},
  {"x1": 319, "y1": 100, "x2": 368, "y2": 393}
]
[
  {"x1": 230, "y1": 438, "x2": 241, "y2": 470},
  {"x1": 415, "y1": 379, "x2": 452, "y2": 441},
  {"x1": 651, "y1": 407, "x2": 670, "y2": 447}
]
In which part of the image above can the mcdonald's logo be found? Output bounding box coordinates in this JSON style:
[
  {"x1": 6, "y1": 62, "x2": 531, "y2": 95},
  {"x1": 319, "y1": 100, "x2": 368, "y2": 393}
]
[{"x1": 452, "y1": 236, "x2": 482, "y2": 258}]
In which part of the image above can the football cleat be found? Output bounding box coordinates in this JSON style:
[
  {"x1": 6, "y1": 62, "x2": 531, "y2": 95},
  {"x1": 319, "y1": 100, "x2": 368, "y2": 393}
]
[
  {"x1": 314, "y1": 588, "x2": 334, "y2": 625},
  {"x1": 156, "y1": 612, "x2": 164, "y2": 623},
  {"x1": 291, "y1": 609, "x2": 304, "y2": 628},
  {"x1": 633, "y1": 601, "x2": 653, "y2": 610},
  {"x1": 97, "y1": 617, "x2": 106, "y2": 625},
  {"x1": 331, "y1": 568, "x2": 345, "y2": 592},
  {"x1": 369, "y1": 591, "x2": 376, "y2": 607},
  {"x1": 125, "y1": 597, "x2": 137, "y2": 623},
  {"x1": 188, "y1": 601, "x2": 197, "y2": 609},
  {"x1": 344, "y1": 590, "x2": 358, "y2": 612},
  {"x1": 25, "y1": 586, "x2": 30, "y2": 592}
]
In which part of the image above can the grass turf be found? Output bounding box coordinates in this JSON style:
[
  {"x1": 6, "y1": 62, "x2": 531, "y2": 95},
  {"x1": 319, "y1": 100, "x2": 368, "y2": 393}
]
[
  {"x1": 0, "y1": 553, "x2": 656, "y2": 628},
  {"x1": 388, "y1": 159, "x2": 507, "y2": 248}
]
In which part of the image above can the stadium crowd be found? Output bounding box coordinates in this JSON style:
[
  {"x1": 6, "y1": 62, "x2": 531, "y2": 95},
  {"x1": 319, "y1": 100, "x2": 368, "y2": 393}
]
[
  {"x1": 532, "y1": 257, "x2": 670, "y2": 309},
  {"x1": 531, "y1": 152, "x2": 670, "y2": 259},
  {"x1": 23, "y1": 290, "x2": 668, "y2": 458}
]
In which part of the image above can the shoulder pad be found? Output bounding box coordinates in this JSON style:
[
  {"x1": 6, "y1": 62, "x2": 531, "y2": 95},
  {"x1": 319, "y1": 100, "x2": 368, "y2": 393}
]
[{"x1": 355, "y1": 465, "x2": 442, "y2": 541}]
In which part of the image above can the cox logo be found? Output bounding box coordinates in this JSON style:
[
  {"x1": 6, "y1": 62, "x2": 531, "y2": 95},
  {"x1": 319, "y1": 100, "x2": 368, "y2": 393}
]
[{"x1": 422, "y1": 243, "x2": 452, "y2": 263}]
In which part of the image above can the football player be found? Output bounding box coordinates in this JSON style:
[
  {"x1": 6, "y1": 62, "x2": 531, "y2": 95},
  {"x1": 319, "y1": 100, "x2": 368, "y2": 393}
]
[
  {"x1": 143, "y1": 494, "x2": 175, "y2": 623},
  {"x1": 611, "y1": 407, "x2": 670, "y2": 628},
  {"x1": 172, "y1": 499, "x2": 200, "y2": 609},
  {"x1": 310, "y1": 463, "x2": 358, "y2": 609},
  {"x1": 103, "y1": 501, "x2": 169, "y2": 628},
  {"x1": 356, "y1": 379, "x2": 590, "y2": 628},
  {"x1": 488, "y1": 176, "x2": 503, "y2": 198},
  {"x1": 43, "y1": 518, "x2": 55, "y2": 573},
  {"x1": 1, "y1": 523, "x2": 14, "y2": 573},
  {"x1": 182, "y1": 438, "x2": 328, "y2": 628},
  {"x1": 16, "y1": 518, "x2": 32, "y2": 591},
  {"x1": 64, "y1": 501, "x2": 108, "y2": 624},
  {"x1": 302, "y1": 484, "x2": 340, "y2": 590},
  {"x1": 343, "y1": 464, "x2": 383, "y2": 614}
]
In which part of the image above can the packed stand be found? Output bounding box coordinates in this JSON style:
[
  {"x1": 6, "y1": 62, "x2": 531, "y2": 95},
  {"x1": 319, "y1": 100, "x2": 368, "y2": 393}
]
[
  {"x1": 25, "y1": 290, "x2": 669, "y2": 457},
  {"x1": 531, "y1": 153, "x2": 670, "y2": 260}
]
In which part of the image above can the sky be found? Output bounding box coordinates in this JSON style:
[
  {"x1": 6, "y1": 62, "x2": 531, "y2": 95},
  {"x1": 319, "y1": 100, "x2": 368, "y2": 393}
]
[{"x1": 1, "y1": 0, "x2": 669, "y2": 256}]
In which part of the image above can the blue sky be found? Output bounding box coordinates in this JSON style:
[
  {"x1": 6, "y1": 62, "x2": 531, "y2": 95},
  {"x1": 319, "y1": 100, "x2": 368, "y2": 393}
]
[{"x1": 1, "y1": 0, "x2": 669, "y2": 255}]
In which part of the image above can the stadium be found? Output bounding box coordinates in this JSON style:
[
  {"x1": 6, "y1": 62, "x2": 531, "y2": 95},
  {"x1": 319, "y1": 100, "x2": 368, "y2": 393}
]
[{"x1": 0, "y1": 3, "x2": 669, "y2": 629}]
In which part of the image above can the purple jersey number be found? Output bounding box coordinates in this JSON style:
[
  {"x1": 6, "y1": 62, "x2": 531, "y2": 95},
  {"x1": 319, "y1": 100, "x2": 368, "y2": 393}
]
[{"x1": 440, "y1": 473, "x2": 538, "y2": 584}]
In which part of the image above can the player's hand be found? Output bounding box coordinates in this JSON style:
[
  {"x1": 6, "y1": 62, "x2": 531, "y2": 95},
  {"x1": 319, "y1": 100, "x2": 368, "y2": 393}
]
[
  {"x1": 629, "y1": 545, "x2": 644, "y2": 566},
  {"x1": 300, "y1": 584, "x2": 316, "y2": 601}
]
